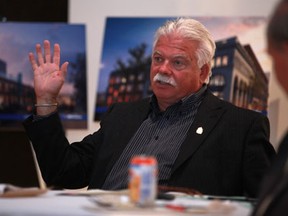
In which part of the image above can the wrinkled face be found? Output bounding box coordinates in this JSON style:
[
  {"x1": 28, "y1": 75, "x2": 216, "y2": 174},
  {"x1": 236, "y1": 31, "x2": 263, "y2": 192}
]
[
  {"x1": 267, "y1": 39, "x2": 288, "y2": 95},
  {"x1": 150, "y1": 34, "x2": 209, "y2": 109}
]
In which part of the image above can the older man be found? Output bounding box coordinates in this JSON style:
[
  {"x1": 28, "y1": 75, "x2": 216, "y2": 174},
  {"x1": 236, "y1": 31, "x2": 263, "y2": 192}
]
[{"x1": 24, "y1": 18, "x2": 275, "y2": 197}]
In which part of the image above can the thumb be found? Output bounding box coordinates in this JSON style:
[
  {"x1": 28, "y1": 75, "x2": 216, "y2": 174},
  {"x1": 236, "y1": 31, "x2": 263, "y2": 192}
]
[{"x1": 61, "y1": 61, "x2": 69, "y2": 78}]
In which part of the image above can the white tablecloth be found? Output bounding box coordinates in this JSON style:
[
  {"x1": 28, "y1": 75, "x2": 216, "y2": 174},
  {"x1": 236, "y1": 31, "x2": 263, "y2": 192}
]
[{"x1": 0, "y1": 190, "x2": 252, "y2": 216}]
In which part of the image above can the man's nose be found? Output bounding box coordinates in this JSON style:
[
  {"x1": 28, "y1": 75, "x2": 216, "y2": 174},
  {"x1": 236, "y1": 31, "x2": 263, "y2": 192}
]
[{"x1": 158, "y1": 60, "x2": 172, "y2": 74}]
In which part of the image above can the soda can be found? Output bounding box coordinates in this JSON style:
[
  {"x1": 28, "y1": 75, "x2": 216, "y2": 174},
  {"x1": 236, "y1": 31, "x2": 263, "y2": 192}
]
[{"x1": 129, "y1": 155, "x2": 158, "y2": 206}]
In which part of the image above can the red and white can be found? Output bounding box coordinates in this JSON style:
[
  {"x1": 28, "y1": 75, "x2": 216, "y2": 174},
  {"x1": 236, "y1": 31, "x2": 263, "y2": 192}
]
[{"x1": 129, "y1": 155, "x2": 158, "y2": 206}]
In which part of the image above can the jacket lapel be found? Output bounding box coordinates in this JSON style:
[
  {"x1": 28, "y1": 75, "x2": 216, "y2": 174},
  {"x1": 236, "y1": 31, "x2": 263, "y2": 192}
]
[{"x1": 171, "y1": 92, "x2": 227, "y2": 173}]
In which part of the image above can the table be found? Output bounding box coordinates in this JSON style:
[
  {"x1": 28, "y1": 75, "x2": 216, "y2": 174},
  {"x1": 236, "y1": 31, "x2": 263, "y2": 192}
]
[{"x1": 0, "y1": 190, "x2": 252, "y2": 216}]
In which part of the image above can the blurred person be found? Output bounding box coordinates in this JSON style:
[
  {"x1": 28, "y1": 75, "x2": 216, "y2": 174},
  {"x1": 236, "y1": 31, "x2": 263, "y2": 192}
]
[
  {"x1": 23, "y1": 17, "x2": 275, "y2": 197},
  {"x1": 251, "y1": 0, "x2": 288, "y2": 215}
]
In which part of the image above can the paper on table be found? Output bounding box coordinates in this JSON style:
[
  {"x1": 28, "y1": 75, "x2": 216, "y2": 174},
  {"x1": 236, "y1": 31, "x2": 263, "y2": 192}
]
[
  {"x1": 59, "y1": 189, "x2": 129, "y2": 196},
  {"x1": 156, "y1": 196, "x2": 237, "y2": 214},
  {"x1": 0, "y1": 183, "x2": 47, "y2": 198}
]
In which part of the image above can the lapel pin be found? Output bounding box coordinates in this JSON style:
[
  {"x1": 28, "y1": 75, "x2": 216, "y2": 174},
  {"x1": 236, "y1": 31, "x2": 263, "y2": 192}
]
[{"x1": 196, "y1": 127, "x2": 203, "y2": 135}]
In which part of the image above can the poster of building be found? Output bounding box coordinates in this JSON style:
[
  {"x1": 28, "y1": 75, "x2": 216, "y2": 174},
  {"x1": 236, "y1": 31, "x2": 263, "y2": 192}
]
[
  {"x1": 94, "y1": 17, "x2": 269, "y2": 121},
  {"x1": 0, "y1": 22, "x2": 88, "y2": 129}
]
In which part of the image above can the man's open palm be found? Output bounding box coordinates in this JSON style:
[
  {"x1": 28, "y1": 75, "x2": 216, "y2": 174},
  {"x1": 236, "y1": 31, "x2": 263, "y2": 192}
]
[{"x1": 29, "y1": 40, "x2": 68, "y2": 102}]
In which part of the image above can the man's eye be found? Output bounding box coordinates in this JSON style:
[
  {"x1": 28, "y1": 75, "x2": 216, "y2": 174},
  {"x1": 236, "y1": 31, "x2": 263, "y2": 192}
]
[
  {"x1": 153, "y1": 56, "x2": 163, "y2": 63},
  {"x1": 173, "y1": 60, "x2": 186, "y2": 69},
  {"x1": 174, "y1": 60, "x2": 183, "y2": 65}
]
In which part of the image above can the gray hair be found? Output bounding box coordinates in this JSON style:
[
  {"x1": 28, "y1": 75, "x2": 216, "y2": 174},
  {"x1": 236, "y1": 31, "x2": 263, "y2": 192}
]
[{"x1": 153, "y1": 17, "x2": 216, "y2": 84}]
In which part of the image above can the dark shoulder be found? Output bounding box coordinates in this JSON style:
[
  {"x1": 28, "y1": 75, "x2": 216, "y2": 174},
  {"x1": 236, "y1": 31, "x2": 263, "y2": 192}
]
[
  {"x1": 205, "y1": 91, "x2": 268, "y2": 120},
  {"x1": 277, "y1": 133, "x2": 288, "y2": 155}
]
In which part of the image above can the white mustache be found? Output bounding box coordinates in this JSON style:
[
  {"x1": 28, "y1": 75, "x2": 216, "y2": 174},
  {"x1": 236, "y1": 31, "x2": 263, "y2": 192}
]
[{"x1": 153, "y1": 73, "x2": 177, "y2": 87}]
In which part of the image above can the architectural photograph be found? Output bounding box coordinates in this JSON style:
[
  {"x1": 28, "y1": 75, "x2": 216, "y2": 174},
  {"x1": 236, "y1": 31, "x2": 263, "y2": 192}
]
[
  {"x1": 95, "y1": 16, "x2": 269, "y2": 120},
  {"x1": 0, "y1": 22, "x2": 88, "y2": 129}
]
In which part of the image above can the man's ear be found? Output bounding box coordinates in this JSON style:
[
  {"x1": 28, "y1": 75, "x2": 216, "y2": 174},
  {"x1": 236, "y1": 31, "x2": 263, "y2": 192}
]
[{"x1": 200, "y1": 63, "x2": 210, "y2": 84}]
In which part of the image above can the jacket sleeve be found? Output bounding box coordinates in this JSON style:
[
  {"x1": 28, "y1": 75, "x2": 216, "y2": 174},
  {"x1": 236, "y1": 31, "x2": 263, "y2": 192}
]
[{"x1": 23, "y1": 112, "x2": 98, "y2": 189}]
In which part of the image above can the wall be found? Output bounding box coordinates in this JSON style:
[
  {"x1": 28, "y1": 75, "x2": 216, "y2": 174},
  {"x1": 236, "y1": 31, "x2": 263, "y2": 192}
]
[{"x1": 68, "y1": 0, "x2": 287, "y2": 149}]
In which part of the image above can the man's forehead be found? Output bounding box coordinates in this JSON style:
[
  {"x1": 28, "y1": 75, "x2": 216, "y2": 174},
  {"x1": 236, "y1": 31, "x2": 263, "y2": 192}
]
[{"x1": 152, "y1": 50, "x2": 189, "y2": 58}]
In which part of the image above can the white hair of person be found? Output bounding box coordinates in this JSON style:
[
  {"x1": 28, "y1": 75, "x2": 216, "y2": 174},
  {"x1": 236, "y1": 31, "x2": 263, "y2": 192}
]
[{"x1": 153, "y1": 17, "x2": 216, "y2": 84}]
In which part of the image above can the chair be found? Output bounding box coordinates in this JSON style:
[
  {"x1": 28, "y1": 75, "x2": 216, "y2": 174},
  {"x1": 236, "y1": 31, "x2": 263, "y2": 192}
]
[{"x1": 0, "y1": 130, "x2": 44, "y2": 188}]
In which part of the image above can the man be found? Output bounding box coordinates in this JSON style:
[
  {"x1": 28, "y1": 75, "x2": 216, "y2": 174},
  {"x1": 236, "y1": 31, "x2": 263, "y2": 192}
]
[
  {"x1": 23, "y1": 18, "x2": 275, "y2": 197},
  {"x1": 251, "y1": 0, "x2": 288, "y2": 215}
]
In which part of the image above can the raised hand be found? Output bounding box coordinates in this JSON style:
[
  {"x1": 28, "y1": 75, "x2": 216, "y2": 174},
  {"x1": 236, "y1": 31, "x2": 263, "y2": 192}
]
[{"x1": 29, "y1": 40, "x2": 69, "y2": 115}]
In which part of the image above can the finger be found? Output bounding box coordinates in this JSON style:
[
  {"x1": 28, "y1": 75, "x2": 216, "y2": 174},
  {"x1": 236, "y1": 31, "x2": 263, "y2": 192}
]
[
  {"x1": 53, "y1": 43, "x2": 60, "y2": 66},
  {"x1": 60, "y1": 62, "x2": 69, "y2": 78},
  {"x1": 44, "y1": 40, "x2": 51, "y2": 63},
  {"x1": 36, "y1": 43, "x2": 44, "y2": 66},
  {"x1": 29, "y1": 52, "x2": 38, "y2": 72}
]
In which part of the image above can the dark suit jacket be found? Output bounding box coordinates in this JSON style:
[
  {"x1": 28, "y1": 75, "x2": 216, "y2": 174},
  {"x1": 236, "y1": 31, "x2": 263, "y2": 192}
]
[
  {"x1": 251, "y1": 132, "x2": 288, "y2": 216},
  {"x1": 23, "y1": 90, "x2": 275, "y2": 197}
]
